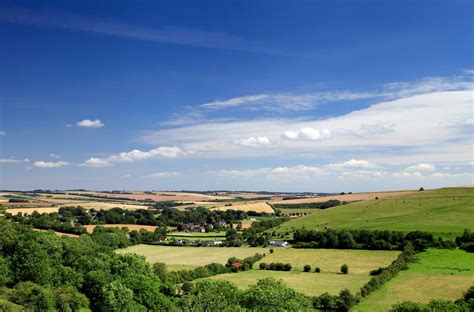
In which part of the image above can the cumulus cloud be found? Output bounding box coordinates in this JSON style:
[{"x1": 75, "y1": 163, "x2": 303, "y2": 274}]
[
  {"x1": 77, "y1": 119, "x2": 104, "y2": 128},
  {"x1": 235, "y1": 136, "x2": 271, "y2": 147},
  {"x1": 326, "y1": 159, "x2": 378, "y2": 170},
  {"x1": 0, "y1": 158, "x2": 29, "y2": 164},
  {"x1": 82, "y1": 146, "x2": 185, "y2": 167},
  {"x1": 49, "y1": 153, "x2": 61, "y2": 158},
  {"x1": 143, "y1": 171, "x2": 180, "y2": 178},
  {"x1": 81, "y1": 158, "x2": 113, "y2": 167},
  {"x1": 218, "y1": 165, "x2": 322, "y2": 178},
  {"x1": 405, "y1": 163, "x2": 436, "y2": 172},
  {"x1": 34, "y1": 161, "x2": 69, "y2": 168},
  {"x1": 282, "y1": 127, "x2": 331, "y2": 141}
]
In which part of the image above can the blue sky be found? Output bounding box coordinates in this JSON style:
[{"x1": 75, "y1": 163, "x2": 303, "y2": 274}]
[{"x1": 0, "y1": 0, "x2": 473, "y2": 192}]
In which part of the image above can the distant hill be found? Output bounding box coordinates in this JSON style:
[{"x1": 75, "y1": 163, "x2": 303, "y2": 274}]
[{"x1": 275, "y1": 187, "x2": 474, "y2": 239}]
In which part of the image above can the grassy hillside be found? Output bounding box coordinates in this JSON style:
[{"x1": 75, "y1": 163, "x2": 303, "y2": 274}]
[
  {"x1": 275, "y1": 187, "x2": 474, "y2": 238},
  {"x1": 356, "y1": 248, "x2": 474, "y2": 311}
]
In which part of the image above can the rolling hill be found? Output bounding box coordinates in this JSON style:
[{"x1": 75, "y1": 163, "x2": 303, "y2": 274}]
[{"x1": 274, "y1": 187, "x2": 474, "y2": 238}]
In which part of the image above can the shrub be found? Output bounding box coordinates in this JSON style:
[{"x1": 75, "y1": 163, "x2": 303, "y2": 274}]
[
  {"x1": 340, "y1": 264, "x2": 349, "y2": 274},
  {"x1": 303, "y1": 265, "x2": 311, "y2": 272},
  {"x1": 315, "y1": 267, "x2": 321, "y2": 273},
  {"x1": 269, "y1": 248, "x2": 274, "y2": 254},
  {"x1": 259, "y1": 262, "x2": 267, "y2": 270},
  {"x1": 283, "y1": 263, "x2": 292, "y2": 271}
]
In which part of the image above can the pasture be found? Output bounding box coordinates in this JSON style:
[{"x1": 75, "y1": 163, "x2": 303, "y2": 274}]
[
  {"x1": 117, "y1": 245, "x2": 270, "y2": 268},
  {"x1": 275, "y1": 187, "x2": 474, "y2": 238},
  {"x1": 205, "y1": 248, "x2": 399, "y2": 296},
  {"x1": 356, "y1": 248, "x2": 474, "y2": 311},
  {"x1": 167, "y1": 231, "x2": 227, "y2": 241}
]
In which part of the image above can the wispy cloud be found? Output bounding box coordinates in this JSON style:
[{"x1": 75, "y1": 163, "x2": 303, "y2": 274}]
[
  {"x1": 77, "y1": 119, "x2": 104, "y2": 128},
  {"x1": 49, "y1": 153, "x2": 61, "y2": 158},
  {"x1": 0, "y1": 158, "x2": 29, "y2": 164},
  {"x1": 34, "y1": 160, "x2": 69, "y2": 168},
  {"x1": 0, "y1": 131, "x2": 6, "y2": 136},
  {"x1": 0, "y1": 7, "x2": 288, "y2": 55},
  {"x1": 143, "y1": 171, "x2": 180, "y2": 178}
]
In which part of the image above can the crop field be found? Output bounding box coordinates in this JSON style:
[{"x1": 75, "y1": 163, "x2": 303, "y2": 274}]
[
  {"x1": 211, "y1": 202, "x2": 274, "y2": 213},
  {"x1": 68, "y1": 201, "x2": 150, "y2": 210},
  {"x1": 6, "y1": 207, "x2": 60, "y2": 215},
  {"x1": 356, "y1": 249, "x2": 474, "y2": 311},
  {"x1": 204, "y1": 248, "x2": 399, "y2": 296},
  {"x1": 275, "y1": 188, "x2": 474, "y2": 238},
  {"x1": 71, "y1": 191, "x2": 229, "y2": 202},
  {"x1": 270, "y1": 190, "x2": 416, "y2": 204},
  {"x1": 83, "y1": 224, "x2": 159, "y2": 234},
  {"x1": 117, "y1": 245, "x2": 270, "y2": 268}
]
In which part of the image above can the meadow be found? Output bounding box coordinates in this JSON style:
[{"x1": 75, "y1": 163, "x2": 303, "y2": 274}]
[
  {"x1": 356, "y1": 248, "x2": 474, "y2": 311},
  {"x1": 204, "y1": 248, "x2": 399, "y2": 296},
  {"x1": 275, "y1": 188, "x2": 474, "y2": 238},
  {"x1": 167, "y1": 231, "x2": 227, "y2": 241},
  {"x1": 117, "y1": 245, "x2": 270, "y2": 268}
]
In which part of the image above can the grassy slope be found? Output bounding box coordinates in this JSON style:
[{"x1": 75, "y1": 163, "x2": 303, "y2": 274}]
[
  {"x1": 275, "y1": 188, "x2": 474, "y2": 238},
  {"x1": 205, "y1": 248, "x2": 399, "y2": 296},
  {"x1": 356, "y1": 248, "x2": 474, "y2": 311}
]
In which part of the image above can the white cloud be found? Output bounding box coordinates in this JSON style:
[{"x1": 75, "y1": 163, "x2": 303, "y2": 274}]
[
  {"x1": 327, "y1": 159, "x2": 378, "y2": 170},
  {"x1": 49, "y1": 153, "x2": 61, "y2": 158},
  {"x1": 34, "y1": 161, "x2": 69, "y2": 168},
  {"x1": 81, "y1": 158, "x2": 113, "y2": 167},
  {"x1": 0, "y1": 158, "x2": 29, "y2": 164},
  {"x1": 282, "y1": 127, "x2": 331, "y2": 141},
  {"x1": 0, "y1": 131, "x2": 6, "y2": 136},
  {"x1": 77, "y1": 119, "x2": 104, "y2": 128},
  {"x1": 235, "y1": 136, "x2": 271, "y2": 147},
  {"x1": 392, "y1": 171, "x2": 422, "y2": 178},
  {"x1": 405, "y1": 163, "x2": 436, "y2": 172},
  {"x1": 82, "y1": 146, "x2": 185, "y2": 167},
  {"x1": 218, "y1": 165, "x2": 322, "y2": 178},
  {"x1": 143, "y1": 171, "x2": 180, "y2": 178}
]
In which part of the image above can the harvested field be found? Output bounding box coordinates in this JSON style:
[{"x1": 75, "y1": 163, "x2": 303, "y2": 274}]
[
  {"x1": 71, "y1": 191, "x2": 228, "y2": 202},
  {"x1": 2, "y1": 202, "x2": 54, "y2": 207},
  {"x1": 270, "y1": 190, "x2": 416, "y2": 204},
  {"x1": 66, "y1": 202, "x2": 150, "y2": 210},
  {"x1": 6, "y1": 207, "x2": 60, "y2": 215},
  {"x1": 83, "y1": 224, "x2": 158, "y2": 234},
  {"x1": 34, "y1": 229, "x2": 80, "y2": 238},
  {"x1": 211, "y1": 202, "x2": 274, "y2": 213}
]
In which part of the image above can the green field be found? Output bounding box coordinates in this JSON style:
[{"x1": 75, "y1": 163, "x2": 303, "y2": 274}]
[
  {"x1": 204, "y1": 248, "x2": 399, "y2": 296},
  {"x1": 117, "y1": 245, "x2": 270, "y2": 269},
  {"x1": 356, "y1": 248, "x2": 474, "y2": 311},
  {"x1": 278, "y1": 208, "x2": 319, "y2": 216},
  {"x1": 275, "y1": 188, "x2": 474, "y2": 238}
]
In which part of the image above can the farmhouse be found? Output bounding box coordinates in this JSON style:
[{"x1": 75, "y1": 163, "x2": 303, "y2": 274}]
[{"x1": 269, "y1": 240, "x2": 290, "y2": 247}]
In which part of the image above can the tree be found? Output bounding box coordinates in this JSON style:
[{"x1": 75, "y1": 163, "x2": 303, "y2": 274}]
[
  {"x1": 153, "y1": 262, "x2": 168, "y2": 283},
  {"x1": 337, "y1": 289, "x2": 356, "y2": 311},
  {"x1": 242, "y1": 278, "x2": 312, "y2": 311},
  {"x1": 102, "y1": 280, "x2": 141, "y2": 312},
  {"x1": 315, "y1": 267, "x2": 321, "y2": 273},
  {"x1": 180, "y1": 280, "x2": 242, "y2": 312},
  {"x1": 340, "y1": 264, "x2": 349, "y2": 274},
  {"x1": 419, "y1": 187, "x2": 425, "y2": 191},
  {"x1": 304, "y1": 265, "x2": 311, "y2": 272}
]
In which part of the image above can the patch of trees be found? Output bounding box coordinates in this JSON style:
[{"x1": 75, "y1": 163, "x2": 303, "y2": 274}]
[
  {"x1": 151, "y1": 200, "x2": 187, "y2": 209},
  {"x1": 258, "y1": 262, "x2": 292, "y2": 271},
  {"x1": 243, "y1": 218, "x2": 287, "y2": 246},
  {"x1": 0, "y1": 219, "x2": 174, "y2": 311},
  {"x1": 9, "y1": 211, "x2": 88, "y2": 235},
  {"x1": 456, "y1": 229, "x2": 474, "y2": 252},
  {"x1": 7, "y1": 198, "x2": 29, "y2": 203},
  {"x1": 389, "y1": 286, "x2": 474, "y2": 311},
  {"x1": 313, "y1": 289, "x2": 357, "y2": 311},
  {"x1": 274, "y1": 199, "x2": 343, "y2": 209},
  {"x1": 293, "y1": 228, "x2": 456, "y2": 251},
  {"x1": 226, "y1": 253, "x2": 266, "y2": 272}
]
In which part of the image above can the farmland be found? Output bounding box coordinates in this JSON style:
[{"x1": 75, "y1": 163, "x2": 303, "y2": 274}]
[
  {"x1": 270, "y1": 190, "x2": 416, "y2": 204},
  {"x1": 203, "y1": 248, "x2": 398, "y2": 296},
  {"x1": 83, "y1": 224, "x2": 159, "y2": 234},
  {"x1": 275, "y1": 188, "x2": 474, "y2": 238},
  {"x1": 356, "y1": 248, "x2": 474, "y2": 311},
  {"x1": 117, "y1": 245, "x2": 270, "y2": 267},
  {"x1": 211, "y1": 202, "x2": 274, "y2": 213}
]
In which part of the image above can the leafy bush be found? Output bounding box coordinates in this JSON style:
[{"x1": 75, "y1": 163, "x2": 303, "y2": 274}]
[{"x1": 340, "y1": 264, "x2": 349, "y2": 274}]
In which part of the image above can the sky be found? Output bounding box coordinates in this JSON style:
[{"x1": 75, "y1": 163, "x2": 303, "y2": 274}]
[{"x1": 0, "y1": 0, "x2": 473, "y2": 192}]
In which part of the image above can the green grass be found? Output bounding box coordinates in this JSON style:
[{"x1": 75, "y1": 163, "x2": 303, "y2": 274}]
[
  {"x1": 356, "y1": 248, "x2": 474, "y2": 311},
  {"x1": 205, "y1": 270, "x2": 368, "y2": 296},
  {"x1": 278, "y1": 208, "x2": 319, "y2": 216},
  {"x1": 203, "y1": 248, "x2": 399, "y2": 296},
  {"x1": 275, "y1": 188, "x2": 474, "y2": 238},
  {"x1": 117, "y1": 245, "x2": 270, "y2": 266}
]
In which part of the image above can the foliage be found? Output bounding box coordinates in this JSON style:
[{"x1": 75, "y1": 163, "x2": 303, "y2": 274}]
[
  {"x1": 340, "y1": 264, "x2": 348, "y2": 274},
  {"x1": 241, "y1": 278, "x2": 313, "y2": 311},
  {"x1": 274, "y1": 199, "x2": 342, "y2": 210},
  {"x1": 180, "y1": 280, "x2": 242, "y2": 312}
]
